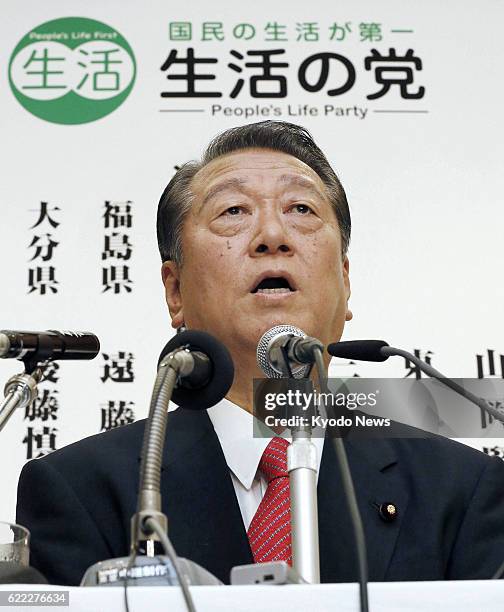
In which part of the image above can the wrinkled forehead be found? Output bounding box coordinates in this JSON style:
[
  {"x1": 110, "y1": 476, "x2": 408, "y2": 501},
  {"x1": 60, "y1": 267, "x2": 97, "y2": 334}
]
[{"x1": 190, "y1": 148, "x2": 330, "y2": 204}]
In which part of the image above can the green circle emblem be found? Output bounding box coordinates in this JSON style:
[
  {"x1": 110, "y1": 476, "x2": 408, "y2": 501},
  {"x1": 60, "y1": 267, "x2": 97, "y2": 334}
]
[{"x1": 9, "y1": 17, "x2": 136, "y2": 124}]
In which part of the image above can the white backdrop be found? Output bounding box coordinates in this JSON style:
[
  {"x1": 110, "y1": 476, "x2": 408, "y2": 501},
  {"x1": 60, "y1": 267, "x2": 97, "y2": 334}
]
[{"x1": 1, "y1": 0, "x2": 503, "y2": 521}]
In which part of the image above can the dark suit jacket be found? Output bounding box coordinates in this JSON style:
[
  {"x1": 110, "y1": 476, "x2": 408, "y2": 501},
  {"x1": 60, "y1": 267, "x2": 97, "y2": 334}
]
[{"x1": 16, "y1": 408, "x2": 504, "y2": 586}]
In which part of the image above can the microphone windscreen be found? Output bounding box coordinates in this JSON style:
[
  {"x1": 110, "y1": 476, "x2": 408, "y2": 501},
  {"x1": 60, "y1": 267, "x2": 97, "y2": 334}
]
[
  {"x1": 158, "y1": 330, "x2": 234, "y2": 410},
  {"x1": 327, "y1": 340, "x2": 390, "y2": 362}
]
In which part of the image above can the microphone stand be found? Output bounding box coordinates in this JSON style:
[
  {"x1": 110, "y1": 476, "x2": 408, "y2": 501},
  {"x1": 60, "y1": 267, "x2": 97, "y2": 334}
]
[
  {"x1": 82, "y1": 347, "x2": 220, "y2": 600},
  {"x1": 0, "y1": 364, "x2": 48, "y2": 585},
  {"x1": 231, "y1": 337, "x2": 319, "y2": 587},
  {"x1": 288, "y1": 391, "x2": 320, "y2": 584},
  {"x1": 0, "y1": 367, "x2": 42, "y2": 433},
  {"x1": 130, "y1": 355, "x2": 177, "y2": 551},
  {"x1": 276, "y1": 348, "x2": 320, "y2": 585}
]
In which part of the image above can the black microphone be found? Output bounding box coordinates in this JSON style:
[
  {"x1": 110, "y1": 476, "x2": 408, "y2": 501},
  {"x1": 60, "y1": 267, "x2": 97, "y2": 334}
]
[
  {"x1": 327, "y1": 339, "x2": 389, "y2": 362},
  {"x1": 158, "y1": 329, "x2": 234, "y2": 409},
  {"x1": 0, "y1": 330, "x2": 100, "y2": 361},
  {"x1": 327, "y1": 340, "x2": 504, "y2": 424}
]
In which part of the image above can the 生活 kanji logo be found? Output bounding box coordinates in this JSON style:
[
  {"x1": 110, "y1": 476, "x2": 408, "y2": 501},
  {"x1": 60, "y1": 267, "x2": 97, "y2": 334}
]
[{"x1": 8, "y1": 17, "x2": 136, "y2": 124}]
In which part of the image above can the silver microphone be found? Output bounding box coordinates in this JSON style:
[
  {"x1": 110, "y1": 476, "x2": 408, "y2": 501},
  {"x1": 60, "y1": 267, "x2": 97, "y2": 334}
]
[{"x1": 256, "y1": 325, "x2": 323, "y2": 378}]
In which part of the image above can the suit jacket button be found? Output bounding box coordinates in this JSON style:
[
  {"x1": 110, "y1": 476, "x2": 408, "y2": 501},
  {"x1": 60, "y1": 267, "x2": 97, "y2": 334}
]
[{"x1": 378, "y1": 502, "x2": 397, "y2": 522}]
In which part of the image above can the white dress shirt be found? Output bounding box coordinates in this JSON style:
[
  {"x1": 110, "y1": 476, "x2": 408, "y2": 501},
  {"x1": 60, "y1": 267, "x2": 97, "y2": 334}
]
[{"x1": 207, "y1": 398, "x2": 325, "y2": 530}]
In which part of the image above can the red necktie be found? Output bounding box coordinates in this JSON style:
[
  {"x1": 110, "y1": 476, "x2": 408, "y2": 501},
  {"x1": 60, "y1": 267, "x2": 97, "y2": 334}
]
[{"x1": 247, "y1": 437, "x2": 292, "y2": 565}]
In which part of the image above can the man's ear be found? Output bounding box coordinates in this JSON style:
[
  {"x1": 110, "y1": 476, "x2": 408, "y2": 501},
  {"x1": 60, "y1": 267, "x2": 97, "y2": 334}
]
[
  {"x1": 343, "y1": 256, "x2": 353, "y2": 321},
  {"x1": 161, "y1": 261, "x2": 184, "y2": 329}
]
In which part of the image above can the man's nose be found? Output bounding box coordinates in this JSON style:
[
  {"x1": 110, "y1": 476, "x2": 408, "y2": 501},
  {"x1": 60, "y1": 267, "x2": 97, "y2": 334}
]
[{"x1": 249, "y1": 206, "x2": 293, "y2": 256}]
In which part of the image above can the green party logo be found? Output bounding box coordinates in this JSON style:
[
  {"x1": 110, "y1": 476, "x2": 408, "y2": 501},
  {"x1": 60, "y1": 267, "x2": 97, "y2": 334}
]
[{"x1": 8, "y1": 17, "x2": 136, "y2": 125}]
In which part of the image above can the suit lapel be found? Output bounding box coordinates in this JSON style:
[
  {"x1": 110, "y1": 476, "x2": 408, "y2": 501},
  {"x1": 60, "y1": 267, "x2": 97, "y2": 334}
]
[
  {"x1": 158, "y1": 408, "x2": 252, "y2": 583},
  {"x1": 318, "y1": 434, "x2": 409, "y2": 582}
]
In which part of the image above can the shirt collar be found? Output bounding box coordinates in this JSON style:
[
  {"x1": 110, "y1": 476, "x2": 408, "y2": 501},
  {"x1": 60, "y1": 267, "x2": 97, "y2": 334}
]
[{"x1": 207, "y1": 397, "x2": 325, "y2": 490}]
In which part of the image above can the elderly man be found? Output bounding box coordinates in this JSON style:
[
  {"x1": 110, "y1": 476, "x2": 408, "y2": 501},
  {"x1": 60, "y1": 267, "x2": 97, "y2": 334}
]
[{"x1": 17, "y1": 121, "x2": 504, "y2": 586}]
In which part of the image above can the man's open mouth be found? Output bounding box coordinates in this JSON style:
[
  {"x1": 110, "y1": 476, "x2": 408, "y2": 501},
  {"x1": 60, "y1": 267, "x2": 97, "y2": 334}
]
[{"x1": 251, "y1": 276, "x2": 296, "y2": 295}]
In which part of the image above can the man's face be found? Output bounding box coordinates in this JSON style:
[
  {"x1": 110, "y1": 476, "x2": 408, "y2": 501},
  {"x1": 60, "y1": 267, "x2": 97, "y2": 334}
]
[{"x1": 162, "y1": 148, "x2": 351, "y2": 359}]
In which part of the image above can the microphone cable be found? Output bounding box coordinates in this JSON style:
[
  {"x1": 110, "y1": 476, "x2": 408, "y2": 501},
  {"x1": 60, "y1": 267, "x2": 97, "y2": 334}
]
[
  {"x1": 312, "y1": 347, "x2": 369, "y2": 612},
  {"x1": 145, "y1": 517, "x2": 196, "y2": 612},
  {"x1": 328, "y1": 341, "x2": 504, "y2": 425},
  {"x1": 123, "y1": 534, "x2": 196, "y2": 612}
]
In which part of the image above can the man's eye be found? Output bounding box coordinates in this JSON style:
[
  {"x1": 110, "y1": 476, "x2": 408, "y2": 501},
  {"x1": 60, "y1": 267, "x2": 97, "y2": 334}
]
[
  {"x1": 290, "y1": 203, "x2": 313, "y2": 214},
  {"x1": 223, "y1": 206, "x2": 244, "y2": 216}
]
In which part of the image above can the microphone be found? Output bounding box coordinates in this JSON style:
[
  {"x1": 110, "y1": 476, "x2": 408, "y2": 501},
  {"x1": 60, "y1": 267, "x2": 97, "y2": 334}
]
[
  {"x1": 0, "y1": 330, "x2": 99, "y2": 432},
  {"x1": 157, "y1": 329, "x2": 234, "y2": 409},
  {"x1": 256, "y1": 325, "x2": 323, "y2": 378},
  {"x1": 256, "y1": 326, "x2": 326, "y2": 585},
  {"x1": 327, "y1": 340, "x2": 504, "y2": 424},
  {"x1": 327, "y1": 339, "x2": 389, "y2": 362},
  {"x1": 82, "y1": 330, "x2": 231, "y2": 598},
  {"x1": 0, "y1": 330, "x2": 100, "y2": 362}
]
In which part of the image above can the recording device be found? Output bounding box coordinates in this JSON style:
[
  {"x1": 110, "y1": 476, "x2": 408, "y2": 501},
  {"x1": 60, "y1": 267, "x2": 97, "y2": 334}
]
[
  {"x1": 256, "y1": 324, "x2": 323, "y2": 378},
  {"x1": 231, "y1": 561, "x2": 306, "y2": 585},
  {"x1": 327, "y1": 340, "x2": 504, "y2": 424},
  {"x1": 0, "y1": 330, "x2": 100, "y2": 362}
]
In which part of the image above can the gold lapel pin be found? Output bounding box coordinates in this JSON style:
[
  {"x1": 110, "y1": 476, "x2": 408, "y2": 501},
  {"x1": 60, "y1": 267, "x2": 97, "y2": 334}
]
[{"x1": 377, "y1": 502, "x2": 398, "y2": 522}]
